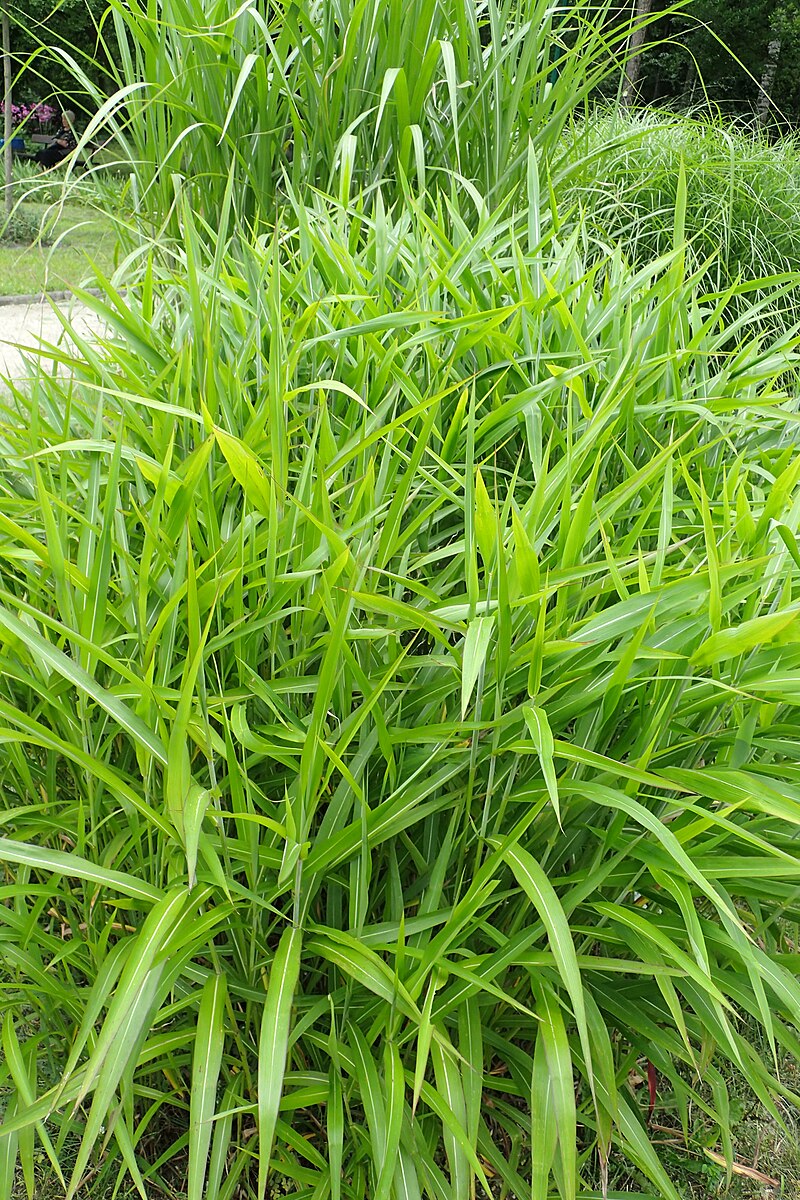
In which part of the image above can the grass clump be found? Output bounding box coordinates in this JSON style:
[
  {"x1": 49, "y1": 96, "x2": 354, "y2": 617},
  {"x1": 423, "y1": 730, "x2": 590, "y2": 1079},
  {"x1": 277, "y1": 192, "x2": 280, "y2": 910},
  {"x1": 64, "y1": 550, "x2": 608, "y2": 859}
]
[
  {"x1": 0, "y1": 206, "x2": 42, "y2": 248},
  {"x1": 85, "y1": 0, "x2": 637, "y2": 227},
  {"x1": 2, "y1": 180, "x2": 800, "y2": 1199},
  {"x1": 2, "y1": 3, "x2": 800, "y2": 1200}
]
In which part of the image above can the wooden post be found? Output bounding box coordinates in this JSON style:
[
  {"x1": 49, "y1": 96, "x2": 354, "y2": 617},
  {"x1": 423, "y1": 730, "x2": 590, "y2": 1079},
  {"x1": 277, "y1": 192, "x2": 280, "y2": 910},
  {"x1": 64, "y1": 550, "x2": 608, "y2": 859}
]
[{"x1": 2, "y1": 7, "x2": 12, "y2": 220}]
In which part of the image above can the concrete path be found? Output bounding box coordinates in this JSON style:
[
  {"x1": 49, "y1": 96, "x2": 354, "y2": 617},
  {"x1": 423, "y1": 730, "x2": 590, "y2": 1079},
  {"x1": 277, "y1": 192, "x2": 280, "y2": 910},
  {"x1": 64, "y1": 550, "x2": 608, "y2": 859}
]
[{"x1": 0, "y1": 299, "x2": 100, "y2": 382}]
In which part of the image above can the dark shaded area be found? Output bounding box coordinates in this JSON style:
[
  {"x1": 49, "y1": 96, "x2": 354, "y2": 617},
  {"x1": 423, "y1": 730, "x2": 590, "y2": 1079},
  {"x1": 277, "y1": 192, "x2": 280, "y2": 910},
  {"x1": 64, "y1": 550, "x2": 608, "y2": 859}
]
[
  {"x1": 5, "y1": 0, "x2": 118, "y2": 114},
  {"x1": 632, "y1": 0, "x2": 800, "y2": 128}
]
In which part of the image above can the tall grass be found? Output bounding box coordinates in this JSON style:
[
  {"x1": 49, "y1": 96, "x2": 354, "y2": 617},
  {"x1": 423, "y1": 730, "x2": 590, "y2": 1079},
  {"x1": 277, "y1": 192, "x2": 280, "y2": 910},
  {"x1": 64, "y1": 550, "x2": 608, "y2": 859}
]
[
  {"x1": 3, "y1": 4, "x2": 800, "y2": 1200},
  {"x1": 66, "y1": 0, "x2": 647, "y2": 226}
]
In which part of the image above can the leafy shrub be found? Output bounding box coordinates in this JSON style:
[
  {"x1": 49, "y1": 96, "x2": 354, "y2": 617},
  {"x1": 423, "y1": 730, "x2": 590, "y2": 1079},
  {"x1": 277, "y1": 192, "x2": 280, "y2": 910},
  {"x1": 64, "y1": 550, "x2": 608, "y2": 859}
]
[
  {"x1": 0, "y1": 205, "x2": 41, "y2": 246},
  {"x1": 0, "y1": 100, "x2": 57, "y2": 132}
]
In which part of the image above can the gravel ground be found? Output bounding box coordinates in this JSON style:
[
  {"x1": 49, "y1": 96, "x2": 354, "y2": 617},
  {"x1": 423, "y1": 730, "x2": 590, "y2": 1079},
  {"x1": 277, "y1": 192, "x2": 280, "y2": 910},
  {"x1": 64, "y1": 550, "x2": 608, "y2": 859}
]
[{"x1": 0, "y1": 299, "x2": 100, "y2": 381}]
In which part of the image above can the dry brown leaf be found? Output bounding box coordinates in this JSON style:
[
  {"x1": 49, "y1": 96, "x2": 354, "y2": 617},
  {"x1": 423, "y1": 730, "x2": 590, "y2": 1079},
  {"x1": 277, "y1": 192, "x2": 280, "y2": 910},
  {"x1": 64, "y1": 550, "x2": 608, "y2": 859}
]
[{"x1": 704, "y1": 1148, "x2": 780, "y2": 1188}]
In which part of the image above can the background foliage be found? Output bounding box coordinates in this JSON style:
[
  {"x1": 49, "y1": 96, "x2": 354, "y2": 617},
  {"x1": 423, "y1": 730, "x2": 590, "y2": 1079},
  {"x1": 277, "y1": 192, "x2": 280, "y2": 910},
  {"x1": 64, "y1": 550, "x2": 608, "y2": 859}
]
[
  {"x1": 634, "y1": 0, "x2": 800, "y2": 125},
  {"x1": 3, "y1": 0, "x2": 116, "y2": 110}
]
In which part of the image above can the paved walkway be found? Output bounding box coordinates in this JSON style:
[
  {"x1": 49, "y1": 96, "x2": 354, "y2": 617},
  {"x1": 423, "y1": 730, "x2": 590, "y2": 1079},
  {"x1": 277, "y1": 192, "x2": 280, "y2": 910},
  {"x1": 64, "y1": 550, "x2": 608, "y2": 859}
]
[{"x1": 0, "y1": 299, "x2": 100, "y2": 381}]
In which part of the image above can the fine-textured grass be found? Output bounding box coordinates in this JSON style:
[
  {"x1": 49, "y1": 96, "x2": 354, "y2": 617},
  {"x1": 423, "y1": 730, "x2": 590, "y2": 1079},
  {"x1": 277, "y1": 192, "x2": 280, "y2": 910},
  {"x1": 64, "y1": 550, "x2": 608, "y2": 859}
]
[
  {"x1": 10, "y1": 160, "x2": 132, "y2": 213},
  {"x1": 560, "y1": 108, "x2": 800, "y2": 292},
  {"x1": 3, "y1": 3, "x2": 800, "y2": 1200}
]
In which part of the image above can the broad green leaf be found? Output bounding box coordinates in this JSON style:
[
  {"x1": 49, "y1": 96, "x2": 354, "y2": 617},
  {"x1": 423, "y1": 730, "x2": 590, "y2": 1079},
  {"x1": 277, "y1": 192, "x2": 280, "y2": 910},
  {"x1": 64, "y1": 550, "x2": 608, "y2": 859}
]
[
  {"x1": 693, "y1": 608, "x2": 800, "y2": 665},
  {"x1": 327, "y1": 1060, "x2": 344, "y2": 1200},
  {"x1": 511, "y1": 505, "x2": 540, "y2": 595},
  {"x1": 531, "y1": 1024, "x2": 558, "y2": 1200},
  {"x1": 536, "y1": 984, "x2": 576, "y2": 1199},
  {"x1": 474, "y1": 468, "x2": 496, "y2": 568},
  {"x1": 461, "y1": 614, "x2": 495, "y2": 717},
  {"x1": 412, "y1": 972, "x2": 440, "y2": 1115},
  {"x1": 74, "y1": 889, "x2": 189, "y2": 1110},
  {"x1": 67, "y1": 966, "x2": 167, "y2": 1199},
  {"x1": 496, "y1": 842, "x2": 594, "y2": 1090},
  {"x1": 523, "y1": 703, "x2": 560, "y2": 823},
  {"x1": 214, "y1": 425, "x2": 273, "y2": 517},
  {"x1": 0, "y1": 838, "x2": 161, "y2": 903},
  {"x1": 374, "y1": 1041, "x2": 404, "y2": 1200},
  {"x1": 430, "y1": 1035, "x2": 470, "y2": 1200},
  {"x1": 189, "y1": 974, "x2": 227, "y2": 1200},
  {"x1": 306, "y1": 928, "x2": 418, "y2": 1018},
  {"x1": 258, "y1": 926, "x2": 302, "y2": 1200}
]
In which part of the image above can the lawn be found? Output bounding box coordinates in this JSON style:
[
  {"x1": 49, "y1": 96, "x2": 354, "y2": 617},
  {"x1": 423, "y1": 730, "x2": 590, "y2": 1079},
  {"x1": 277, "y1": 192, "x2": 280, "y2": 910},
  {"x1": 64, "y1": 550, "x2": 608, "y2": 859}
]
[{"x1": 0, "y1": 201, "x2": 116, "y2": 296}]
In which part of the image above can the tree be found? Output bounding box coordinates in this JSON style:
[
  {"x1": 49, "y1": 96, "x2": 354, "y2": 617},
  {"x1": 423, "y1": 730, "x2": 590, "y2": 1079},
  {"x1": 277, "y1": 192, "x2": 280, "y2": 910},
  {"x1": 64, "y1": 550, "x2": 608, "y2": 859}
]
[
  {"x1": 2, "y1": 5, "x2": 11, "y2": 221},
  {"x1": 754, "y1": 5, "x2": 800, "y2": 125},
  {"x1": 631, "y1": 0, "x2": 800, "y2": 123},
  {"x1": 758, "y1": 20, "x2": 783, "y2": 123},
  {"x1": 623, "y1": 0, "x2": 656, "y2": 105},
  {"x1": 4, "y1": 0, "x2": 118, "y2": 109}
]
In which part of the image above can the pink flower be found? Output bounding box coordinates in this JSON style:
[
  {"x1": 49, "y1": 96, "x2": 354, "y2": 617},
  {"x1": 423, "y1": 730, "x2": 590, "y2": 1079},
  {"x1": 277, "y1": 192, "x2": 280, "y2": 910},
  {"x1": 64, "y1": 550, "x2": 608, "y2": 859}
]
[{"x1": 1, "y1": 99, "x2": 58, "y2": 131}]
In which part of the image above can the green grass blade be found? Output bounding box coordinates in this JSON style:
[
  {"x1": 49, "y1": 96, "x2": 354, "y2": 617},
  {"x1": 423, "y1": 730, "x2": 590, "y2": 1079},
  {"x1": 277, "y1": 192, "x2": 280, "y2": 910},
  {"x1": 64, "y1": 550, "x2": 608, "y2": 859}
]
[{"x1": 257, "y1": 925, "x2": 302, "y2": 1200}]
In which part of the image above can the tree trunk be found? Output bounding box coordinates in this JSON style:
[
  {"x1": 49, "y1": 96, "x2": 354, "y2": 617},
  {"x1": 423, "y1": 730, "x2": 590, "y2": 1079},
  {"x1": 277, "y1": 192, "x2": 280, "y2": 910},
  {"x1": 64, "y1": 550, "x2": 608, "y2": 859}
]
[
  {"x1": 757, "y1": 31, "x2": 782, "y2": 125},
  {"x1": 623, "y1": 0, "x2": 654, "y2": 107},
  {"x1": 2, "y1": 8, "x2": 12, "y2": 221}
]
